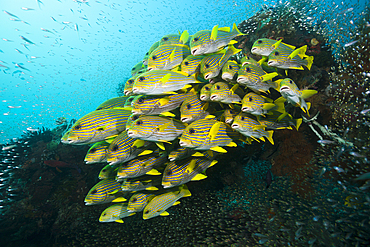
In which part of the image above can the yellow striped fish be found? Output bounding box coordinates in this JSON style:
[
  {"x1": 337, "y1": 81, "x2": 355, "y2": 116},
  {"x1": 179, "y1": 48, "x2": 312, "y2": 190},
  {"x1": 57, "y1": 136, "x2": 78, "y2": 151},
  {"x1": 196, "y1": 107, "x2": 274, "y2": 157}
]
[
  {"x1": 132, "y1": 70, "x2": 201, "y2": 95},
  {"x1": 61, "y1": 109, "x2": 131, "y2": 145},
  {"x1": 106, "y1": 130, "x2": 154, "y2": 165},
  {"x1": 127, "y1": 115, "x2": 186, "y2": 143},
  {"x1": 84, "y1": 141, "x2": 110, "y2": 164},
  {"x1": 221, "y1": 60, "x2": 240, "y2": 82},
  {"x1": 257, "y1": 110, "x2": 302, "y2": 130},
  {"x1": 84, "y1": 179, "x2": 127, "y2": 205},
  {"x1": 99, "y1": 203, "x2": 136, "y2": 223},
  {"x1": 240, "y1": 55, "x2": 261, "y2": 67},
  {"x1": 180, "y1": 54, "x2": 205, "y2": 76},
  {"x1": 99, "y1": 163, "x2": 119, "y2": 180},
  {"x1": 251, "y1": 38, "x2": 296, "y2": 56},
  {"x1": 162, "y1": 152, "x2": 218, "y2": 188},
  {"x1": 200, "y1": 45, "x2": 241, "y2": 80},
  {"x1": 95, "y1": 96, "x2": 129, "y2": 110},
  {"x1": 220, "y1": 107, "x2": 240, "y2": 124},
  {"x1": 267, "y1": 45, "x2": 314, "y2": 70},
  {"x1": 143, "y1": 41, "x2": 160, "y2": 65},
  {"x1": 168, "y1": 147, "x2": 196, "y2": 161},
  {"x1": 128, "y1": 192, "x2": 156, "y2": 213},
  {"x1": 179, "y1": 119, "x2": 239, "y2": 153},
  {"x1": 131, "y1": 92, "x2": 193, "y2": 116},
  {"x1": 190, "y1": 23, "x2": 242, "y2": 55},
  {"x1": 241, "y1": 92, "x2": 285, "y2": 116},
  {"x1": 180, "y1": 94, "x2": 213, "y2": 123},
  {"x1": 121, "y1": 175, "x2": 162, "y2": 191},
  {"x1": 143, "y1": 184, "x2": 191, "y2": 220},
  {"x1": 123, "y1": 95, "x2": 137, "y2": 108},
  {"x1": 236, "y1": 63, "x2": 278, "y2": 93},
  {"x1": 125, "y1": 113, "x2": 140, "y2": 131},
  {"x1": 159, "y1": 30, "x2": 190, "y2": 46},
  {"x1": 209, "y1": 82, "x2": 242, "y2": 104},
  {"x1": 199, "y1": 83, "x2": 213, "y2": 101},
  {"x1": 124, "y1": 76, "x2": 139, "y2": 96},
  {"x1": 131, "y1": 61, "x2": 145, "y2": 76},
  {"x1": 116, "y1": 151, "x2": 167, "y2": 180},
  {"x1": 147, "y1": 44, "x2": 191, "y2": 71},
  {"x1": 231, "y1": 113, "x2": 274, "y2": 144}
]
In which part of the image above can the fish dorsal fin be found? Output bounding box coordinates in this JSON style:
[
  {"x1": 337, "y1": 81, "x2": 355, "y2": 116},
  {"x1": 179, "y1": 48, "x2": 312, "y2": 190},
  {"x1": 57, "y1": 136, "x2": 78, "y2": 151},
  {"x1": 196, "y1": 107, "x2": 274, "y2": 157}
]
[
  {"x1": 191, "y1": 173, "x2": 207, "y2": 181},
  {"x1": 208, "y1": 121, "x2": 221, "y2": 141},
  {"x1": 179, "y1": 30, "x2": 189, "y2": 44},
  {"x1": 160, "y1": 211, "x2": 169, "y2": 216},
  {"x1": 218, "y1": 27, "x2": 230, "y2": 32},
  {"x1": 202, "y1": 102, "x2": 209, "y2": 111},
  {"x1": 158, "y1": 97, "x2": 170, "y2": 106},
  {"x1": 272, "y1": 39, "x2": 282, "y2": 49},
  {"x1": 257, "y1": 56, "x2": 267, "y2": 65},
  {"x1": 211, "y1": 25, "x2": 219, "y2": 40},
  {"x1": 289, "y1": 45, "x2": 307, "y2": 59},
  {"x1": 229, "y1": 83, "x2": 239, "y2": 94},
  {"x1": 300, "y1": 89, "x2": 317, "y2": 99},
  {"x1": 133, "y1": 139, "x2": 146, "y2": 148},
  {"x1": 160, "y1": 73, "x2": 172, "y2": 84}
]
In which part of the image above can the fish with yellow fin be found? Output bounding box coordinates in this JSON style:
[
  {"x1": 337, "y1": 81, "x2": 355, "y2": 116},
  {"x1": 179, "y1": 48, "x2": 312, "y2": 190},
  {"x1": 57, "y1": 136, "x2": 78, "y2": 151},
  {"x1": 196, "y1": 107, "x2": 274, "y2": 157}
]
[
  {"x1": 251, "y1": 38, "x2": 296, "y2": 56},
  {"x1": 199, "y1": 83, "x2": 213, "y2": 101},
  {"x1": 221, "y1": 60, "x2": 240, "y2": 82},
  {"x1": 121, "y1": 175, "x2": 163, "y2": 192},
  {"x1": 267, "y1": 45, "x2": 314, "y2": 71},
  {"x1": 147, "y1": 43, "x2": 191, "y2": 71},
  {"x1": 84, "y1": 140, "x2": 110, "y2": 164},
  {"x1": 209, "y1": 82, "x2": 243, "y2": 105},
  {"x1": 241, "y1": 92, "x2": 285, "y2": 117},
  {"x1": 180, "y1": 94, "x2": 214, "y2": 123},
  {"x1": 84, "y1": 179, "x2": 128, "y2": 205},
  {"x1": 99, "y1": 203, "x2": 136, "y2": 223}
]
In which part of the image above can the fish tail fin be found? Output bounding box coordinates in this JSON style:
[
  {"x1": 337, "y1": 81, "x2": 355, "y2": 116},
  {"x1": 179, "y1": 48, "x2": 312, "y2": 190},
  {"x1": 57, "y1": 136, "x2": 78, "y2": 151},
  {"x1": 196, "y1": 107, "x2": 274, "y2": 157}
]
[
  {"x1": 266, "y1": 130, "x2": 274, "y2": 145},
  {"x1": 295, "y1": 118, "x2": 303, "y2": 130},
  {"x1": 232, "y1": 23, "x2": 244, "y2": 35},
  {"x1": 305, "y1": 56, "x2": 314, "y2": 70}
]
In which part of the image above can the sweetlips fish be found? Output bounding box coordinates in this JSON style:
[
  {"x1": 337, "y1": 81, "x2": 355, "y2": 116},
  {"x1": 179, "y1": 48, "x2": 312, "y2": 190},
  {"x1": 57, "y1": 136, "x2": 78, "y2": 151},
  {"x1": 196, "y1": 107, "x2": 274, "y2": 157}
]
[
  {"x1": 99, "y1": 203, "x2": 135, "y2": 223},
  {"x1": 221, "y1": 60, "x2": 240, "y2": 82},
  {"x1": 95, "y1": 96, "x2": 129, "y2": 110},
  {"x1": 209, "y1": 82, "x2": 243, "y2": 104},
  {"x1": 128, "y1": 191, "x2": 156, "y2": 212},
  {"x1": 123, "y1": 95, "x2": 137, "y2": 108},
  {"x1": 84, "y1": 140, "x2": 110, "y2": 164},
  {"x1": 142, "y1": 51, "x2": 150, "y2": 66},
  {"x1": 142, "y1": 184, "x2": 191, "y2": 220},
  {"x1": 124, "y1": 76, "x2": 139, "y2": 96},
  {"x1": 220, "y1": 107, "x2": 240, "y2": 124},
  {"x1": 159, "y1": 30, "x2": 190, "y2": 46},
  {"x1": 132, "y1": 70, "x2": 201, "y2": 95},
  {"x1": 236, "y1": 63, "x2": 279, "y2": 93},
  {"x1": 116, "y1": 151, "x2": 167, "y2": 180},
  {"x1": 84, "y1": 179, "x2": 127, "y2": 205},
  {"x1": 131, "y1": 61, "x2": 145, "y2": 76},
  {"x1": 240, "y1": 55, "x2": 262, "y2": 67},
  {"x1": 190, "y1": 23, "x2": 243, "y2": 55},
  {"x1": 180, "y1": 94, "x2": 214, "y2": 123},
  {"x1": 200, "y1": 45, "x2": 241, "y2": 80},
  {"x1": 231, "y1": 113, "x2": 274, "y2": 144},
  {"x1": 106, "y1": 130, "x2": 154, "y2": 165},
  {"x1": 168, "y1": 146, "x2": 197, "y2": 161},
  {"x1": 179, "y1": 119, "x2": 239, "y2": 153},
  {"x1": 278, "y1": 78, "x2": 317, "y2": 114},
  {"x1": 257, "y1": 110, "x2": 302, "y2": 130},
  {"x1": 121, "y1": 175, "x2": 163, "y2": 191},
  {"x1": 180, "y1": 54, "x2": 205, "y2": 76},
  {"x1": 61, "y1": 109, "x2": 131, "y2": 145},
  {"x1": 131, "y1": 91, "x2": 194, "y2": 116},
  {"x1": 147, "y1": 44, "x2": 191, "y2": 71},
  {"x1": 99, "y1": 163, "x2": 119, "y2": 179},
  {"x1": 125, "y1": 113, "x2": 140, "y2": 131},
  {"x1": 162, "y1": 151, "x2": 218, "y2": 188},
  {"x1": 199, "y1": 83, "x2": 213, "y2": 101},
  {"x1": 251, "y1": 38, "x2": 296, "y2": 56},
  {"x1": 127, "y1": 115, "x2": 186, "y2": 143},
  {"x1": 143, "y1": 41, "x2": 160, "y2": 65},
  {"x1": 267, "y1": 45, "x2": 314, "y2": 71},
  {"x1": 241, "y1": 92, "x2": 285, "y2": 116}
]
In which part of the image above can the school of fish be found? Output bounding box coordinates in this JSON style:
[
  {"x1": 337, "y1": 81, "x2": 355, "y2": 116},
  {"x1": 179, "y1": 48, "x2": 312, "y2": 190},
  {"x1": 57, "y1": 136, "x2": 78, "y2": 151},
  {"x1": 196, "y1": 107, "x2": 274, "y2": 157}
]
[{"x1": 61, "y1": 23, "x2": 317, "y2": 223}]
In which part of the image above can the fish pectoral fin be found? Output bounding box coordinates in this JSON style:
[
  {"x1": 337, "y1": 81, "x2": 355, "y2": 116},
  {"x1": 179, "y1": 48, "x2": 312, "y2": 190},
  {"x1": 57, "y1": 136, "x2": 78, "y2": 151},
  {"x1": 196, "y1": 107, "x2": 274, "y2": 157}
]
[
  {"x1": 133, "y1": 139, "x2": 146, "y2": 148},
  {"x1": 158, "y1": 97, "x2": 170, "y2": 106},
  {"x1": 186, "y1": 159, "x2": 197, "y2": 173},
  {"x1": 208, "y1": 122, "x2": 222, "y2": 141},
  {"x1": 157, "y1": 122, "x2": 171, "y2": 132},
  {"x1": 160, "y1": 73, "x2": 172, "y2": 84},
  {"x1": 168, "y1": 48, "x2": 176, "y2": 62},
  {"x1": 226, "y1": 141, "x2": 237, "y2": 147},
  {"x1": 138, "y1": 150, "x2": 153, "y2": 156},
  {"x1": 160, "y1": 211, "x2": 170, "y2": 216},
  {"x1": 146, "y1": 169, "x2": 161, "y2": 175},
  {"x1": 112, "y1": 197, "x2": 127, "y2": 202},
  {"x1": 191, "y1": 173, "x2": 207, "y2": 181},
  {"x1": 210, "y1": 146, "x2": 227, "y2": 153},
  {"x1": 108, "y1": 189, "x2": 121, "y2": 195},
  {"x1": 145, "y1": 186, "x2": 159, "y2": 191},
  {"x1": 115, "y1": 219, "x2": 124, "y2": 223},
  {"x1": 192, "y1": 152, "x2": 204, "y2": 157}
]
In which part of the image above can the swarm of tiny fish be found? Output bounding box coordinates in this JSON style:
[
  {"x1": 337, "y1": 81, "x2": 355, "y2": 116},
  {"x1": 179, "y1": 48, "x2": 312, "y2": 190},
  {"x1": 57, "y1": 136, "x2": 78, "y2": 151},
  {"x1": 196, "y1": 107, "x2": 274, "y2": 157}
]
[{"x1": 61, "y1": 22, "x2": 317, "y2": 223}]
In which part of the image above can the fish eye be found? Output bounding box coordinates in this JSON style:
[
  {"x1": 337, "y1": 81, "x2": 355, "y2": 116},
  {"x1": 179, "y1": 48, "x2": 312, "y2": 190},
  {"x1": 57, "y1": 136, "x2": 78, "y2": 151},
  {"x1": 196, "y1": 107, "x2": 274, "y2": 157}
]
[
  {"x1": 189, "y1": 128, "x2": 195, "y2": 134},
  {"x1": 163, "y1": 37, "x2": 168, "y2": 41},
  {"x1": 186, "y1": 104, "x2": 191, "y2": 110},
  {"x1": 257, "y1": 40, "x2": 262, "y2": 44},
  {"x1": 166, "y1": 170, "x2": 172, "y2": 176},
  {"x1": 136, "y1": 120, "x2": 143, "y2": 125},
  {"x1": 152, "y1": 55, "x2": 157, "y2": 60},
  {"x1": 274, "y1": 51, "x2": 279, "y2": 56},
  {"x1": 138, "y1": 70, "x2": 144, "y2": 74},
  {"x1": 145, "y1": 52, "x2": 149, "y2": 55},
  {"x1": 184, "y1": 61, "x2": 189, "y2": 66},
  {"x1": 90, "y1": 148, "x2": 96, "y2": 153},
  {"x1": 245, "y1": 67, "x2": 251, "y2": 72},
  {"x1": 145, "y1": 210, "x2": 150, "y2": 214},
  {"x1": 91, "y1": 189, "x2": 98, "y2": 194},
  {"x1": 74, "y1": 124, "x2": 81, "y2": 130},
  {"x1": 229, "y1": 110, "x2": 234, "y2": 114},
  {"x1": 205, "y1": 86, "x2": 209, "y2": 90},
  {"x1": 138, "y1": 77, "x2": 145, "y2": 81},
  {"x1": 246, "y1": 56, "x2": 250, "y2": 59},
  {"x1": 249, "y1": 97, "x2": 253, "y2": 102},
  {"x1": 111, "y1": 145, "x2": 119, "y2": 152},
  {"x1": 102, "y1": 169, "x2": 107, "y2": 172},
  {"x1": 205, "y1": 64, "x2": 210, "y2": 69},
  {"x1": 241, "y1": 116, "x2": 245, "y2": 121},
  {"x1": 138, "y1": 98, "x2": 144, "y2": 103},
  {"x1": 193, "y1": 37, "x2": 199, "y2": 42},
  {"x1": 131, "y1": 67, "x2": 135, "y2": 71},
  {"x1": 103, "y1": 213, "x2": 106, "y2": 216},
  {"x1": 289, "y1": 80, "x2": 293, "y2": 84},
  {"x1": 228, "y1": 65, "x2": 233, "y2": 69},
  {"x1": 128, "y1": 79, "x2": 134, "y2": 84},
  {"x1": 216, "y1": 85, "x2": 220, "y2": 90},
  {"x1": 132, "y1": 198, "x2": 137, "y2": 202}
]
